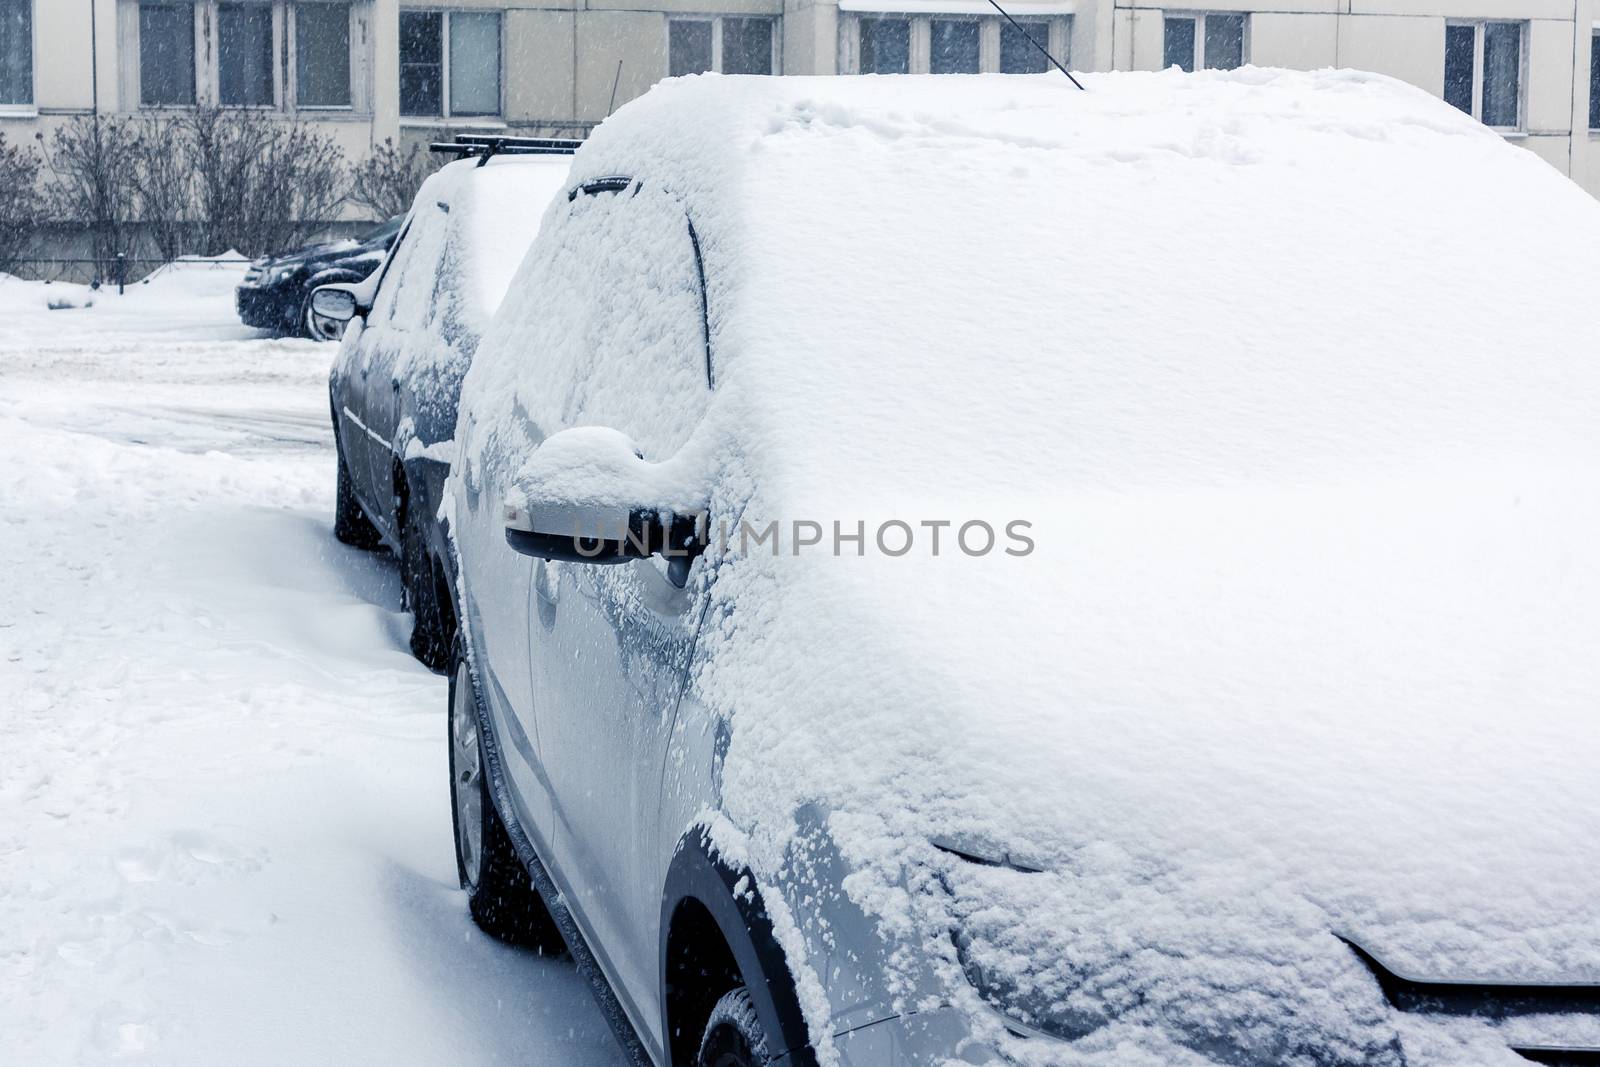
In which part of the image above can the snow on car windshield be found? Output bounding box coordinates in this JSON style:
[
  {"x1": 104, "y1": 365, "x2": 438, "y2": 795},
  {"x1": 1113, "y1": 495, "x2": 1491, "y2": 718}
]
[{"x1": 467, "y1": 70, "x2": 1600, "y2": 1066}]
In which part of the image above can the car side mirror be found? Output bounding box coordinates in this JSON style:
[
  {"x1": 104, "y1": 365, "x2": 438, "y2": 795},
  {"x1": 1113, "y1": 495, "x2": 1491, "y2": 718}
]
[
  {"x1": 310, "y1": 285, "x2": 359, "y2": 323},
  {"x1": 501, "y1": 426, "x2": 708, "y2": 578}
]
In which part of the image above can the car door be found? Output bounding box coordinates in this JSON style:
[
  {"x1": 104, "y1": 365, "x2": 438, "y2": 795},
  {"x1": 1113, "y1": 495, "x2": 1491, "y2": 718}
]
[
  {"x1": 514, "y1": 181, "x2": 715, "y2": 1040},
  {"x1": 334, "y1": 213, "x2": 418, "y2": 536},
  {"x1": 360, "y1": 202, "x2": 446, "y2": 537}
]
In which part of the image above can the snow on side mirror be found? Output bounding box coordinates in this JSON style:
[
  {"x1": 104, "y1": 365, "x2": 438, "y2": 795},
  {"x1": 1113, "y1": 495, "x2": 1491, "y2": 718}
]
[
  {"x1": 501, "y1": 426, "x2": 708, "y2": 570},
  {"x1": 310, "y1": 286, "x2": 359, "y2": 323}
]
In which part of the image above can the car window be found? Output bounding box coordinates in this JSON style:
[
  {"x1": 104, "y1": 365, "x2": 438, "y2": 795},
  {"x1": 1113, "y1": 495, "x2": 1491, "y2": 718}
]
[
  {"x1": 507, "y1": 183, "x2": 711, "y2": 460},
  {"x1": 369, "y1": 202, "x2": 447, "y2": 331},
  {"x1": 363, "y1": 216, "x2": 404, "y2": 245}
]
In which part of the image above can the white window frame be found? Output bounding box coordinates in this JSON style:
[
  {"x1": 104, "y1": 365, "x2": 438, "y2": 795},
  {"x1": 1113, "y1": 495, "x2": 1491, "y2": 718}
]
[
  {"x1": 1162, "y1": 11, "x2": 1249, "y2": 72},
  {"x1": 120, "y1": 0, "x2": 366, "y2": 113},
  {"x1": 1445, "y1": 19, "x2": 1526, "y2": 132},
  {"x1": 211, "y1": 0, "x2": 284, "y2": 111},
  {"x1": 0, "y1": 0, "x2": 35, "y2": 115},
  {"x1": 666, "y1": 15, "x2": 782, "y2": 77},
  {"x1": 840, "y1": 14, "x2": 1069, "y2": 75},
  {"x1": 399, "y1": 7, "x2": 505, "y2": 121}
]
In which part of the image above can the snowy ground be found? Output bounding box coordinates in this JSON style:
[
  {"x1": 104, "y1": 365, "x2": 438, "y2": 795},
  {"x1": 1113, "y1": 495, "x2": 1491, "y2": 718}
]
[{"x1": 0, "y1": 264, "x2": 628, "y2": 1065}]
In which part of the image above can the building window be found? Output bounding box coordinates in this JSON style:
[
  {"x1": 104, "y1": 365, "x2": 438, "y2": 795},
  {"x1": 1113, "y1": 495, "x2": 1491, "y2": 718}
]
[
  {"x1": 1591, "y1": 28, "x2": 1599, "y2": 130},
  {"x1": 1443, "y1": 21, "x2": 1523, "y2": 129},
  {"x1": 401, "y1": 9, "x2": 501, "y2": 118},
  {"x1": 129, "y1": 0, "x2": 355, "y2": 110},
  {"x1": 669, "y1": 20, "x2": 712, "y2": 76},
  {"x1": 400, "y1": 11, "x2": 442, "y2": 114},
  {"x1": 219, "y1": 3, "x2": 274, "y2": 106},
  {"x1": 0, "y1": 0, "x2": 30, "y2": 107},
  {"x1": 140, "y1": 1, "x2": 198, "y2": 106},
  {"x1": 722, "y1": 17, "x2": 773, "y2": 75},
  {"x1": 846, "y1": 15, "x2": 1066, "y2": 74},
  {"x1": 668, "y1": 17, "x2": 776, "y2": 76},
  {"x1": 1000, "y1": 20, "x2": 1050, "y2": 72},
  {"x1": 860, "y1": 17, "x2": 910, "y2": 74},
  {"x1": 1163, "y1": 13, "x2": 1245, "y2": 72},
  {"x1": 931, "y1": 18, "x2": 979, "y2": 74},
  {"x1": 295, "y1": 2, "x2": 352, "y2": 108}
]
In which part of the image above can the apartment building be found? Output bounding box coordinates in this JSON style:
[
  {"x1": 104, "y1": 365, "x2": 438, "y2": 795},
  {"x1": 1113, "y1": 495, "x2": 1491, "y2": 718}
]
[{"x1": 2, "y1": 0, "x2": 1597, "y2": 203}]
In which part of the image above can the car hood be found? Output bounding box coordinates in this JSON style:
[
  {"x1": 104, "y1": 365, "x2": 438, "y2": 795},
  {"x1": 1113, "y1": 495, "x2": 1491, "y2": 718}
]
[
  {"x1": 705, "y1": 466, "x2": 1600, "y2": 1060},
  {"x1": 260, "y1": 238, "x2": 372, "y2": 271}
]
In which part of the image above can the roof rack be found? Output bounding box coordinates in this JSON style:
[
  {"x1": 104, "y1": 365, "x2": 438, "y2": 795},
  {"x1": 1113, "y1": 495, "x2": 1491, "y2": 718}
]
[{"x1": 429, "y1": 134, "x2": 583, "y2": 167}]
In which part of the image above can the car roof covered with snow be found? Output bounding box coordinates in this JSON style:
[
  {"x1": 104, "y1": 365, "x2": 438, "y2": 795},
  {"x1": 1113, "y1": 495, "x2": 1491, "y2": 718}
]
[
  {"x1": 463, "y1": 70, "x2": 1600, "y2": 1065},
  {"x1": 364, "y1": 152, "x2": 571, "y2": 445}
]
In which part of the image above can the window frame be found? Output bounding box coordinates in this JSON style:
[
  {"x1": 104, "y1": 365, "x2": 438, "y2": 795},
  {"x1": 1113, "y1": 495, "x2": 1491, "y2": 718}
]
[
  {"x1": 997, "y1": 16, "x2": 1054, "y2": 73},
  {"x1": 929, "y1": 16, "x2": 981, "y2": 74},
  {"x1": 290, "y1": 0, "x2": 356, "y2": 111},
  {"x1": 136, "y1": 0, "x2": 200, "y2": 108},
  {"x1": 0, "y1": 0, "x2": 35, "y2": 113},
  {"x1": 665, "y1": 15, "x2": 782, "y2": 77},
  {"x1": 125, "y1": 0, "x2": 362, "y2": 112},
  {"x1": 1161, "y1": 11, "x2": 1249, "y2": 73},
  {"x1": 840, "y1": 14, "x2": 1069, "y2": 75},
  {"x1": 216, "y1": 1, "x2": 279, "y2": 109},
  {"x1": 1443, "y1": 19, "x2": 1527, "y2": 132},
  {"x1": 399, "y1": 7, "x2": 505, "y2": 120}
]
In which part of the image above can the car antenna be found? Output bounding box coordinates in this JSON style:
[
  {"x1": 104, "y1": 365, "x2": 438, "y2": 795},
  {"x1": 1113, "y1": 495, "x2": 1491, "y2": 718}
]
[
  {"x1": 986, "y1": 0, "x2": 1085, "y2": 89},
  {"x1": 607, "y1": 61, "x2": 624, "y2": 116}
]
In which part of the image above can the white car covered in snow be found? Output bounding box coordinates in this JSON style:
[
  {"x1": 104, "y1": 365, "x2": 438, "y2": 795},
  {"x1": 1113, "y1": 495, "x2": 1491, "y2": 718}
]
[
  {"x1": 315, "y1": 142, "x2": 573, "y2": 668},
  {"x1": 442, "y1": 71, "x2": 1600, "y2": 1067}
]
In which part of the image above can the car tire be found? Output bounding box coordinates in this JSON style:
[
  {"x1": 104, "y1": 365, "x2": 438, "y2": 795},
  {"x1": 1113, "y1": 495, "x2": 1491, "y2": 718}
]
[
  {"x1": 334, "y1": 441, "x2": 382, "y2": 549},
  {"x1": 299, "y1": 291, "x2": 316, "y2": 339},
  {"x1": 448, "y1": 648, "x2": 566, "y2": 953},
  {"x1": 697, "y1": 987, "x2": 773, "y2": 1067},
  {"x1": 402, "y1": 507, "x2": 450, "y2": 672}
]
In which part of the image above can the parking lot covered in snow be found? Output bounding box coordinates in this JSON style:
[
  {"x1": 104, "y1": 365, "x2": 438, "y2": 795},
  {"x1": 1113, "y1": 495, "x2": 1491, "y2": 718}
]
[{"x1": 0, "y1": 263, "x2": 626, "y2": 1065}]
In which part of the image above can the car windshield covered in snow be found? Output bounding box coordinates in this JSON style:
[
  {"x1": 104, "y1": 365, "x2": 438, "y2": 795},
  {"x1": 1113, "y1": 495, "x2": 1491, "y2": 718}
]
[{"x1": 450, "y1": 70, "x2": 1600, "y2": 1067}]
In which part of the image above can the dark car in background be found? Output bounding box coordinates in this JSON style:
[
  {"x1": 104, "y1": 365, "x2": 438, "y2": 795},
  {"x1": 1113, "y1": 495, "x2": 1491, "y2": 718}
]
[{"x1": 235, "y1": 216, "x2": 402, "y2": 338}]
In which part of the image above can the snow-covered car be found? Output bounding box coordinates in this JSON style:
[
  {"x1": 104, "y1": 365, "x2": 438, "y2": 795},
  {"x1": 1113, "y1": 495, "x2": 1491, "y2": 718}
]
[
  {"x1": 443, "y1": 71, "x2": 1600, "y2": 1067},
  {"x1": 316, "y1": 149, "x2": 572, "y2": 668},
  {"x1": 235, "y1": 216, "x2": 401, "y2": 338}
]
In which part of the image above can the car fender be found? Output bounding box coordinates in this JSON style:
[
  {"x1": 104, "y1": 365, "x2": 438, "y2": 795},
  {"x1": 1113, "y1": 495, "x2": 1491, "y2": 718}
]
[{"x1": 661, "y1": 825, "x2": 818, "y2": 1066}]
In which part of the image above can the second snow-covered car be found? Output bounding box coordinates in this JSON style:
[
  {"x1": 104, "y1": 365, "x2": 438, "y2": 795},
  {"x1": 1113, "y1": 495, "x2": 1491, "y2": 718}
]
[
  {"x1": 444, "y1": 74, "x2": 1600, "y2": 1067},
  {"x1": 318, "y1": 143, "x2": 573, "y2": 668}
]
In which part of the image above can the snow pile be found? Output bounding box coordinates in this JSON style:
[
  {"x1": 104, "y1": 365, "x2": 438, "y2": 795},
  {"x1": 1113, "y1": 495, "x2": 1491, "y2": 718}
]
[
  {"x1": 459, "y1": 68, "x2": 1600, "y2": 1065},
  {"x1": 0, "y1": 256, "x2": 257, "y2": 345}
]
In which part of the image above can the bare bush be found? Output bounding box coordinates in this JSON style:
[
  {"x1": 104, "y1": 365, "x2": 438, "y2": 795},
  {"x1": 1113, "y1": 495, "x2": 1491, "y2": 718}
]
[
  {"x1": 245, "y1": 119, "x2": 349, "y2": 254},
  {"x1": 133, "y1": 113, "x2": 196, "y2": 263},
  {"x1": 348, "y1": 138, "x2": 433, "y2": 221},
  {"x1": 43, "y1": 116, "x2": 141, "y2": 278},
  {"x1": 0, "y1": 132, "x2": 44, "y2": 274},
  {"x1": 43, "y1": 109, "x2": 350, "y2": 270},
  {"x1": 181, "y1": 107, "x2": 349, "y2": 258}
]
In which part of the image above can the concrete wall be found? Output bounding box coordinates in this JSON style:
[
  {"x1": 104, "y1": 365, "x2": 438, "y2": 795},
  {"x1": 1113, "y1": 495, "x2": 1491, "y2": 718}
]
[{"x1": 4, "y1": 0, "x2": 1598, "y2": 206}]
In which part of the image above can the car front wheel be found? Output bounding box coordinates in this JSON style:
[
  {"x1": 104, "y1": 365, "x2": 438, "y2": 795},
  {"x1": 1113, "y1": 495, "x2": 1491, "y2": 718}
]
[
  {"x1": 698, "y1": 987, "x2": 772, "y2": 1067},
  {"x1": 448, "y1": 648, "x2": 565, "y2": 952}
]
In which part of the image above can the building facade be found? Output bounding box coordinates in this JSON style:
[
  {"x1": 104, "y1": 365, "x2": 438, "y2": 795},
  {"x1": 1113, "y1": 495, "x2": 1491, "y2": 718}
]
[{"x1": 2, "y1": 0, "x2": 1597, "y2": 203}]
